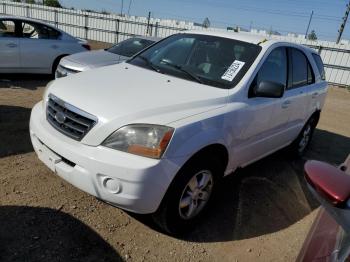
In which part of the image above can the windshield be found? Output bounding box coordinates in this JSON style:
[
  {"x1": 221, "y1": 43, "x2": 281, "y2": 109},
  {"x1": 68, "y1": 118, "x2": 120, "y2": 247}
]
[
  {"x1": 128, "y1": 33, "x2": 262, "y2": 89},
  {"x1": 107, "y1": 37, "x2": 155, "y2": 57}
]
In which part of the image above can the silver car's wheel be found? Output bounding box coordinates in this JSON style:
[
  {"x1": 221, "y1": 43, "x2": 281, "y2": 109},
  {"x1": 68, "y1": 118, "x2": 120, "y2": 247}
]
[{"x1": 178, "y1": 170, "x2": 213, "y2": 220}]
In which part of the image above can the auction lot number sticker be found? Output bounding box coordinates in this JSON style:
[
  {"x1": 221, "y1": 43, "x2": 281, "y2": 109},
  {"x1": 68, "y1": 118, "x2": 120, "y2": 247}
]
[{"x1": 221, "y1": 60, "x2": 245, "y2": 82}]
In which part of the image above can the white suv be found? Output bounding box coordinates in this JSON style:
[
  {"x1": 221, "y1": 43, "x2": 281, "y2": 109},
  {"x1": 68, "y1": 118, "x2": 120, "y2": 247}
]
[{"x1": 30, "y1": 31, "x2": 328, "y2": 234}]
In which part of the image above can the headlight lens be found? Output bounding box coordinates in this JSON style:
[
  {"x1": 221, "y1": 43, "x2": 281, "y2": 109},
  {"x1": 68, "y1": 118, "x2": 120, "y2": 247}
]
[{"x1": 102, "y1": 124, "x2": 174, "y2": 159}]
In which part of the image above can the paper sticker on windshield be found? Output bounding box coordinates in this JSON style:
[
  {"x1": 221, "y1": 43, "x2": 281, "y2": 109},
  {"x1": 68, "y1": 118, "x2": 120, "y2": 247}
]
[{"x1": 221, "y1": 60, "x2": 245, "y2": 82}]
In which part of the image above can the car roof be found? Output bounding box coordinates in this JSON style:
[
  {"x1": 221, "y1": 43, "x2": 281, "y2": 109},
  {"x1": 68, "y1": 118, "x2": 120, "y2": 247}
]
[
  {"x1": 183, "y1": 30, "x2": 318, "y2": 54},
  {"x1": 184, "y1": 30, "x2": 269, "y2": 44}
]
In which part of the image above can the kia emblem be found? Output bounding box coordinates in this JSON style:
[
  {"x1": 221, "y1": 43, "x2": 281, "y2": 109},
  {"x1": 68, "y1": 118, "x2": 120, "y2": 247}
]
[{"x1": 55, "y1": 111, "x2": 66, "y2": 124}]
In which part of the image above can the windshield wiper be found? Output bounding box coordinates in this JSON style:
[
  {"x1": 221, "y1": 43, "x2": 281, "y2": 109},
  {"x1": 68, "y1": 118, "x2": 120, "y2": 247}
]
[
  {"x1": 160, "y1": 60, "x2": 204, "y2": 84},
  {"x1": 138, "y1": 56, "x2": 160, "y2": 73}
]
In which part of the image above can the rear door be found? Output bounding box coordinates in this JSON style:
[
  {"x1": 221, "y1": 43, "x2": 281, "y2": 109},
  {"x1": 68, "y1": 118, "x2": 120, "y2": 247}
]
[
  {"x1": 19, "y1": 21, "x2": 62, "y2": 73},
  {"x1": 0, "y1": 19, "x2": 20, "y2": 71},
  {"x1": 283, "y1": 47, "x2": 317, "y2": 140},
  {"x1": 307, "y1": 53, "x2": 328, "y2": 118}
]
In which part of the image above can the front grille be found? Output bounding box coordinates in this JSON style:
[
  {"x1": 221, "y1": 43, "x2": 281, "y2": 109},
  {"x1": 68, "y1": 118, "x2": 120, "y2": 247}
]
[{"x1": 46, "y1": 94, "x2": 97, "y2": 141}]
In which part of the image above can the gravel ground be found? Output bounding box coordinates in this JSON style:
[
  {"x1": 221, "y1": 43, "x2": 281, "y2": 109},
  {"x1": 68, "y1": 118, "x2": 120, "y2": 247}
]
[{"x1": 0, "y1": 71, "x2": 349, "y2": 262}]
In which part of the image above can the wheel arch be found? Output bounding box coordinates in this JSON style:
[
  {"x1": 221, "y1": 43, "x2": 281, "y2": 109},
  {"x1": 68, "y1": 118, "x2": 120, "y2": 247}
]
[
  {"x1": 176, "y1": 143, "x2": 229, "y2": 178},
  {"x1": 311, "y1": 110, "x2": 321, "y2": 126},
  {"x1": 52, "y1": 54, "x2": 69, "y2": 74}
]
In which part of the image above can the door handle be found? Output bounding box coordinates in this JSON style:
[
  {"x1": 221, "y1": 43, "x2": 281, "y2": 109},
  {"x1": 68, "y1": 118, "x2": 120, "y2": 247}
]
[
  {"x1": 51, "y1": 45, "x2": 59, "y2": 49},
  {"x1": 282, "y1": 100, "x2": 291, "y2": 109},
  {"x1": 6, "y1": 43, "x2": 17, "y2": 48},
  {"x1": 312, "y1": 92, "x2": 319, "y2": 99}
]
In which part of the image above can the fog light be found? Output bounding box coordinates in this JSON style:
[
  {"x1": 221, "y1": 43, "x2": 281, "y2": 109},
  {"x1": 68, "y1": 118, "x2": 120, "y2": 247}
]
[{"x1": 102, "y1": 177, "x2": 122, "y2": 194}]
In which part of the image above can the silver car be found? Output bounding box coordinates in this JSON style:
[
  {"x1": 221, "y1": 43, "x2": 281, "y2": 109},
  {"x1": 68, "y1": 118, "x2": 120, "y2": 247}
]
[
  {"x1": 0, "y1": 16, "x2": 90, "y2": 74},
  {"x1": 56, "y1": 36, "x2": 160, "y2": 78}
]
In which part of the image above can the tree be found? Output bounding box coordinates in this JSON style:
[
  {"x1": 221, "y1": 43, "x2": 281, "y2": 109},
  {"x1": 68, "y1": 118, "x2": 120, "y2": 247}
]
[
  {"x1": 43, "y1": 0, "x2": 62, "y2": 8},
  {"x1": 25, "y1": 0, "x2": 36, "y2": 4},
  {"x1": 308, "y1": 30, "x2": 318, "y2": 41},
  {"x1": 203, "y1": 17, "x2": 210, "y2": 28}
]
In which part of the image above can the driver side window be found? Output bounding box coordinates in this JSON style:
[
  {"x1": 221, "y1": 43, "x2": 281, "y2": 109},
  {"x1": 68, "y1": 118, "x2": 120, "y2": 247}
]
[
  {"x1": 249, "y1": 47, "x2": 287, "y2": 97},
  {"x1": 0, "y1": 20, "x2": 16, "y2": 38}
]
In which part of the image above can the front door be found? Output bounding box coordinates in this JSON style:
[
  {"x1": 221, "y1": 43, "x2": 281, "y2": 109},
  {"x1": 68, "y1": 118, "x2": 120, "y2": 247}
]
[
  {"x1": 232, "y1": 47, "x2": 291, "y2": 167},
  {"x1": 19, "y1": 21, "x2": 61, "y2": 73},
  {"x1": 0, "y1": 19, "x2": 20, "y2": 72}
]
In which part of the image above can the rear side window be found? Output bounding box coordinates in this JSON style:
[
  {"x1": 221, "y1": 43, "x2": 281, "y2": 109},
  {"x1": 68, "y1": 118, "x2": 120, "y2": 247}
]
[
  {"x1": 0, "y1": 20, "x2": 16, "y2": 37},
  {"x1": 21, "y1": 22, "x2": 61, "y2": 40},
  {"x1": 312, "y1": 54, "x2": 326, "y2": 80},
  {"x1": 289, "y1": 48, "x2": 314, "y2": 89}
]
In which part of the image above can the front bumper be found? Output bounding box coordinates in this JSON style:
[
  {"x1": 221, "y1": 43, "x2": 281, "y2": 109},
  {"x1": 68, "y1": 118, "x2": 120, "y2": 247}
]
[{"x1": 29, "y1": 102, "x2": 181, "y2": 214}]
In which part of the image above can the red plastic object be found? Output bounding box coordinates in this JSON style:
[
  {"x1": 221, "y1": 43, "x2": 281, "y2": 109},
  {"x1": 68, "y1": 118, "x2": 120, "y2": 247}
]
[{"x1": 305, "y1": 160, "x2": 350, "y2": 207}]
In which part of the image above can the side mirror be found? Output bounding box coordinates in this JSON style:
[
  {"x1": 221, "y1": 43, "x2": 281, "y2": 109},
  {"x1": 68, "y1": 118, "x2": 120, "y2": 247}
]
[{"x1": 254, "y1": 80, "x2": 285, "y2": 98}]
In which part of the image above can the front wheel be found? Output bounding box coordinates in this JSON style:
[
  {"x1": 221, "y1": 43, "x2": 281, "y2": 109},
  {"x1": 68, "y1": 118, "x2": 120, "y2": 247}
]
[{"x1": 152, "y1": 157, "x2": 221, "y2": 235}]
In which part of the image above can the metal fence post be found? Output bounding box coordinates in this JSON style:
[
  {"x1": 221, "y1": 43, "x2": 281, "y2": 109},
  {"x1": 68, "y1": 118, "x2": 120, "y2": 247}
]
[
  {"x1": 146, "y1": 11, "x2": 151, "y2": 35},
  {"x1": 54, "y1": 10, "x2": 58, "y2": 28},
  {"x1": 154, "y1": 22, "x2": 159, "y2": 37},
  {"x1": 26, "y1": 5, "x2": 30, "y2": 17},
  {"x1": 115, "y1": 19, "x2": 120, "y2": 43},
  {"x1": 318, "y1": 45, "x2": 323, "y2": 55},
  {"x1": 3, "y1": 2, "x2": 6, "y2": 15},
  {"x1": 84, "y1": 14, "x2": 89, "y2": 39}
]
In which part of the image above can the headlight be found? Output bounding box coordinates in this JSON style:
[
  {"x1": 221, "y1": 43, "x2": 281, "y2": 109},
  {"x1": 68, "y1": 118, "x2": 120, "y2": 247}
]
[{"x1": 102, "y1": 124, "x2": 174, "y2": 159}]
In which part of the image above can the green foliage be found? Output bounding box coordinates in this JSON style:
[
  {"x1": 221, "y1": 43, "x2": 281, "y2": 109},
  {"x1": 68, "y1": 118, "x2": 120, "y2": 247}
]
[
  {"x1": 203, "y1": 17, "x2": 210, "y2": 28},
  {"x1": 43, "y1": 0, "x2": 62, "y2": 8},
  {"x1": 308, "y1": 30, "x2": 318, "y2": 41}
]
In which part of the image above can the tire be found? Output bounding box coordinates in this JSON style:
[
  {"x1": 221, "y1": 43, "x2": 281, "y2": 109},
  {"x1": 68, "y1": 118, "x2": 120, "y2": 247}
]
[
  {"x1": 289, "y1": 116, "x2": 317, "y2": 157},
  {"x1": 152, "y1": 156, "x2": 222, "y2": 235}
]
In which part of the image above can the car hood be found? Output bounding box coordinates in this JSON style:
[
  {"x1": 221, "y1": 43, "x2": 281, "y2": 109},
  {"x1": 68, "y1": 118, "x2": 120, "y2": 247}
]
[
  {"x1": 48, "y1": 63, "x2": 229, "y2": 145},
  {"x1": 63, "y1": 50, "x2": 128, "y2": 70}
]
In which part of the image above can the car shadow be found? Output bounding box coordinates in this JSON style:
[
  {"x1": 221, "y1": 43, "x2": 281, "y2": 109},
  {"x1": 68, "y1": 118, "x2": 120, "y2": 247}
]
[
  {"x1": 0, "y1": 105, "x2": 34, "y2": 158},
  {"x1": 0, "y1": 74, "x2": 52, "y2": 90},
  {"x1": 0, "y1": 206, "x2": 122, "y2": 262},
  {"x1": 132, "y1": 129, "x2": 350, "y2": 242}
]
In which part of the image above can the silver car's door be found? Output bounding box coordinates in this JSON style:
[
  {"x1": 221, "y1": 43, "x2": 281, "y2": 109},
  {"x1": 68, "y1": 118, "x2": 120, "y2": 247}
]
[
  {"x1": 0, "y1": 19, "x2": 20, "y2": 72},
  {"x1": 19, "y1": 21, "x2": 61, "y2": 74}
]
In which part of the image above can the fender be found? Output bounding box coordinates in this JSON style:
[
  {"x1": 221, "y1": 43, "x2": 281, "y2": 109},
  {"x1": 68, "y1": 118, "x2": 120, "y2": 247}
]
[{"x1": 164, "y1": 121, "x2": 227, "y2": 159}]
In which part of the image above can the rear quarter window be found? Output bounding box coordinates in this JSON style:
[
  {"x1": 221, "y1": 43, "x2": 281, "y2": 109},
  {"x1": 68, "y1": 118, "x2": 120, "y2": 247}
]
[{"x1": 312, "y1": 53, "x2": 326, "y2": 80}]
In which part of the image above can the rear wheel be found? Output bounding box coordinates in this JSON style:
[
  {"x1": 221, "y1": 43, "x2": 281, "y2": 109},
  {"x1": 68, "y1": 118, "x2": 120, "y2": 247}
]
[
  {"x1": 290, "y1": 116, "x2": 317, "y2": 157},
  {"x1": 152, "y1": 156, "x2": 222, "y2": 235}
]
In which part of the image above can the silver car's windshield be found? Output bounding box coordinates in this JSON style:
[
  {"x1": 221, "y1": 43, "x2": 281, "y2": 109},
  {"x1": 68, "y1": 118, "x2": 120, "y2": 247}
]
[
  {"x1": 107, "y1": 38, "x2": 155, "y2": 57},
  {"x1": 128, "y1": 33, "x2": 262, "y2": 89}
]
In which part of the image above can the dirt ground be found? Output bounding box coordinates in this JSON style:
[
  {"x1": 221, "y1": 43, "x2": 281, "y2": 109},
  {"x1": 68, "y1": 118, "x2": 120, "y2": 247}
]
[{"x1": 0, "y1": 72, "x2": 349, "y2": 262}]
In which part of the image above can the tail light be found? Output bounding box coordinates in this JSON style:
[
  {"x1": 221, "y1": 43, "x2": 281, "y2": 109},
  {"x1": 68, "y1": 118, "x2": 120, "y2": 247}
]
[{"x1": 82, "y1": 44, "x2": 91, "y2": 50}]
